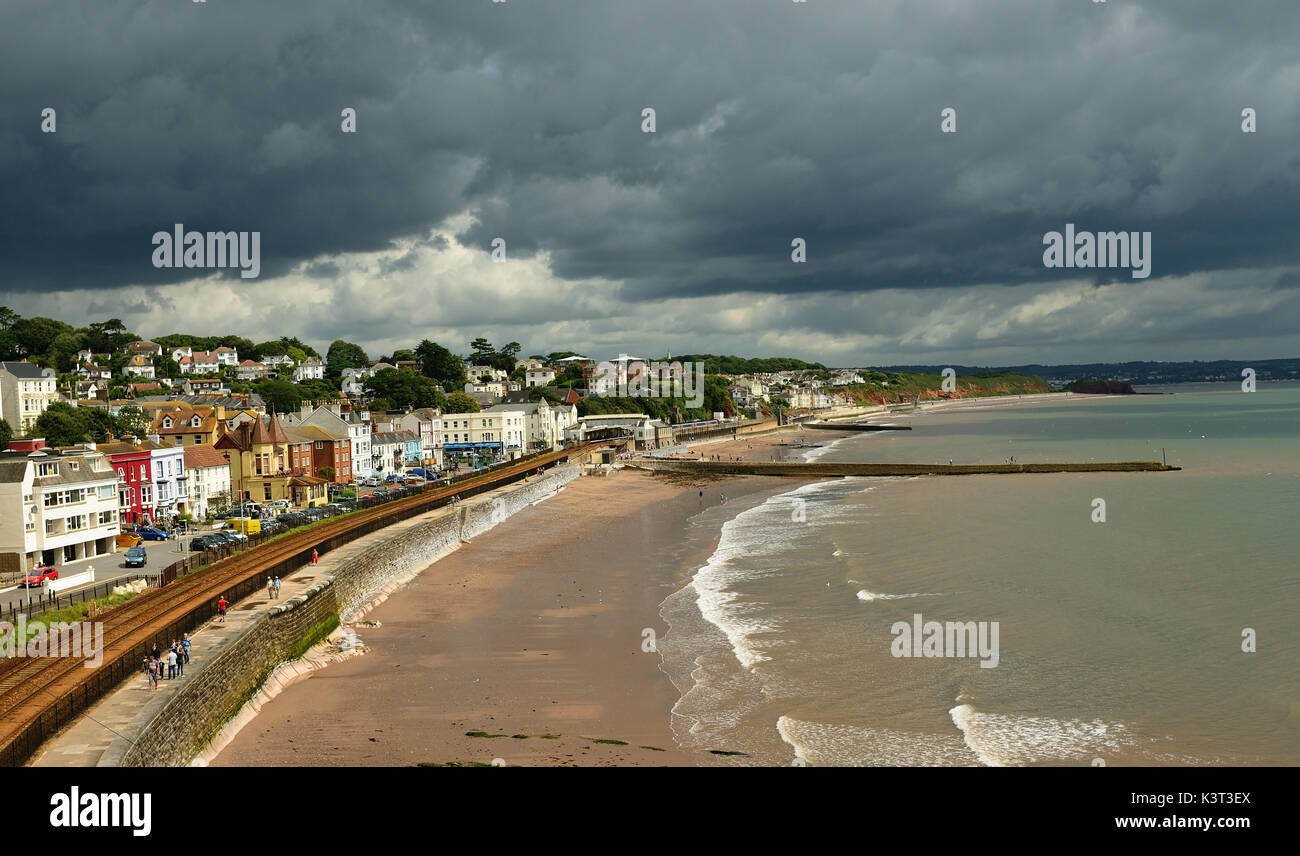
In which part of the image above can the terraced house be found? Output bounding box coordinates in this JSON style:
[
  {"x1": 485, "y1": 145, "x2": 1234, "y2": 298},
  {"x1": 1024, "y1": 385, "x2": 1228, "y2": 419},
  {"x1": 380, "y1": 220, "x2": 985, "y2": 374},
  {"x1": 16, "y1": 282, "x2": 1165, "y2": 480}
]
[{"x1": 0, "y1": 440, "x2": 120, "y2": 573}]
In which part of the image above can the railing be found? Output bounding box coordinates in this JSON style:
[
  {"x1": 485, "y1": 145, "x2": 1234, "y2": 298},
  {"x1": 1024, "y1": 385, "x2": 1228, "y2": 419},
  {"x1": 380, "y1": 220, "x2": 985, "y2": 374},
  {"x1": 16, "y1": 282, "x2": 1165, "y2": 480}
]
[{"x1": 0, "y1": 578, "x2": 155, "y2": 624}]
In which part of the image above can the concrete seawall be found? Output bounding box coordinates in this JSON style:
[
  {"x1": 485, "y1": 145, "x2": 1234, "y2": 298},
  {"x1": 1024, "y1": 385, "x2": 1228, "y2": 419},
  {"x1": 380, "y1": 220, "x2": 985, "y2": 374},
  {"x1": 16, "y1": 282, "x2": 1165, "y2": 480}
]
[
  {"x1": 102, "y1": 465, "x2": 580, "y2": 768},
  {"x1": 629, "y1": 460, "x2": 1179, "y2": 477}
]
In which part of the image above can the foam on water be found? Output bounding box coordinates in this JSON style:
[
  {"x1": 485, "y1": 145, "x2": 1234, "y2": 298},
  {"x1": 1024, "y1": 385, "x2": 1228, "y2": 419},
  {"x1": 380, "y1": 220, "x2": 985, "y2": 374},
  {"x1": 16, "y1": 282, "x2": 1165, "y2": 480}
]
[
  {"x1": 949, "y1": 702, "x2": 1135, "y2": 766},
  {"x1": 856, "y1": 590, "x2": 936, "y2": 602},
  {"x1": 777, "y1": 715, "x2": 979, "y2": 766}
]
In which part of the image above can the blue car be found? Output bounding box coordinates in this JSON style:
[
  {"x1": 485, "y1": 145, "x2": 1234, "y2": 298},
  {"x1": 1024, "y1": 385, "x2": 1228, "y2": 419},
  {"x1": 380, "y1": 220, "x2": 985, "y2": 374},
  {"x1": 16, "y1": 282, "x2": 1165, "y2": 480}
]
[{"x1": 137, "y1": 526, "x2": 171, "y2": 541}]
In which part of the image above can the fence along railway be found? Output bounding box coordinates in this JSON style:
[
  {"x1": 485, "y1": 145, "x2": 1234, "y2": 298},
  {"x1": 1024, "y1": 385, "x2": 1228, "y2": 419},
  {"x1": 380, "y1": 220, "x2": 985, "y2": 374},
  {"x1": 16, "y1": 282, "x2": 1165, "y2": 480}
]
[{"x1": 0, "y1": 443, "x2": 592, "y2": 767}]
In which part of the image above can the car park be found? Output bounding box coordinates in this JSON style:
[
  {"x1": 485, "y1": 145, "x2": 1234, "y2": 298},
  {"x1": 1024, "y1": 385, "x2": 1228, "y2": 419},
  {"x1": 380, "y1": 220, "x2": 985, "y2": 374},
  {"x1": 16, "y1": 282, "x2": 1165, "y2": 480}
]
[
  {"x1": 20, "y1": 566, "x2": 59, "y2": 587},
  {"x1": 124, "y1": 546, "x2": 148, "y2": 567}
]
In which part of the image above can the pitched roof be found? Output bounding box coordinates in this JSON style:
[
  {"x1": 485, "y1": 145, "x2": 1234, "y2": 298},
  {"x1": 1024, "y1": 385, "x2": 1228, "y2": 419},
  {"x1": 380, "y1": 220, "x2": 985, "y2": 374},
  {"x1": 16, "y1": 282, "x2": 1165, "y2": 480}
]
[
  {"x1": 183, "y1": 443, "x2": 229, "y2": 469},
  {"x1": 251, "y1": 413, "x2": 290, "y2": 445},
  {"x1": 2, "y1": 361, "x2": 50, "y2": 379}
]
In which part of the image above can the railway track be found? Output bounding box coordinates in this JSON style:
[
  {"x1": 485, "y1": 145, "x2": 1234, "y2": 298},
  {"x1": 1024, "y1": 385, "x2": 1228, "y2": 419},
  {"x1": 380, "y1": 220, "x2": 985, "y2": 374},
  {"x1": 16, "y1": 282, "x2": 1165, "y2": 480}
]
[{"x1": 0, "y1": 444, "x2": 590, "y2": 765}]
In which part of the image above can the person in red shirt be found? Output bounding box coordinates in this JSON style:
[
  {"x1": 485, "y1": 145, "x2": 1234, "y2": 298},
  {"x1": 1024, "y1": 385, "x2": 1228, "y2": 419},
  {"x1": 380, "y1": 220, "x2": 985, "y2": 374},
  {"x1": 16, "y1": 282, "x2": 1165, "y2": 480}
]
[
  {"x1": 311, "y1": 548, "x2": 318, "y2": 565},
  {"x1": 217, "y1": 596, "x2": 228, "y2": 622}
]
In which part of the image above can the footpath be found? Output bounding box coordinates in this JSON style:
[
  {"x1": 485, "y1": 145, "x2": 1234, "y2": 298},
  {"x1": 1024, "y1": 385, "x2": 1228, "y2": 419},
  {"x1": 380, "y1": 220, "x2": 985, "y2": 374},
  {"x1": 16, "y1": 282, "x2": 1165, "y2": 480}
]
[{"x1": 27, "y1": 488, "x2": 499, "y2": 767}]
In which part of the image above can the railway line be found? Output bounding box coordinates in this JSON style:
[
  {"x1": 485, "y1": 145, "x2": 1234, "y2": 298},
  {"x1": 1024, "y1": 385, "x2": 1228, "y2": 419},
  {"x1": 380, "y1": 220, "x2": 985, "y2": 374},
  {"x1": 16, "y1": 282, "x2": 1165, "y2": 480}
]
[{"x1": 0, "y1": 443, "x2": 593, "y2": 766}]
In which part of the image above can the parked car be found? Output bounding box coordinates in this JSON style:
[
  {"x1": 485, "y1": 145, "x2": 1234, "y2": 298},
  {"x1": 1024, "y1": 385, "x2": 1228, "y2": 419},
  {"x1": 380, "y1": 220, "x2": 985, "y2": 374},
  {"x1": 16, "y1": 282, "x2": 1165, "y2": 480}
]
[
  {"x1": 20, "y1": 566, "x2": 59, "y2": 587},
  {"x1": 124, "y1": 546, "x2": 148, "y2": 568},
  {"x1": 116, "y1": 532, "x2": 142, "y2": 548},
  {"x1": 188, "y1": 535, "x2": 217, "y2": 552},
  {"x1": 138, "y1": 526, "x2": 171, "y2": 541}
]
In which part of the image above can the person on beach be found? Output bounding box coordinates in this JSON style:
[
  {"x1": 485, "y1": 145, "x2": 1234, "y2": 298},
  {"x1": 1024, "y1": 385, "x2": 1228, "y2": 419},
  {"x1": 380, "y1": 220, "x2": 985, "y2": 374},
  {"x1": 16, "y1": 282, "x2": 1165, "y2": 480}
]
[
  {"x1": 182, "y1": 633, "x2": 191, "y2": 663},
  {"x1": 699, "y1": 489, "x2": 704, "y2": 506},
  {"x1": 217, "y1": 596, "x2": 228, "y2": 622}
]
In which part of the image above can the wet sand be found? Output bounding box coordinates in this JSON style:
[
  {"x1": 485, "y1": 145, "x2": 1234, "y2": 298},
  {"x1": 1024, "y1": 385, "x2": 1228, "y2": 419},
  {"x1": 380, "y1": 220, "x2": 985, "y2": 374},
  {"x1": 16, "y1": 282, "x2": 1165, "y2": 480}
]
[{"x1": 213, "y1": 470, "x2": 795, "y2": 767}]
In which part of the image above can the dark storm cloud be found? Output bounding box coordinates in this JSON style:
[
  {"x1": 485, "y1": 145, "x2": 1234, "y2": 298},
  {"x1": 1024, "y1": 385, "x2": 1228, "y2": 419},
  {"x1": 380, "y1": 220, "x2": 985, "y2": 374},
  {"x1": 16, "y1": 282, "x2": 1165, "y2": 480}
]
[{"x1": 1, "y1": 0, "x2": 1298, "y2": 351}]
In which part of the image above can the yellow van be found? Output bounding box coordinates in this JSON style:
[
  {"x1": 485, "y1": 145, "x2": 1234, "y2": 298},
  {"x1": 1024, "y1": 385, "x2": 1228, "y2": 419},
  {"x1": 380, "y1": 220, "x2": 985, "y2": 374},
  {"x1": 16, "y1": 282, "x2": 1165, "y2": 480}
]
[{"x1": 230, "y1": 517, "x2": 262, "y2": 536}]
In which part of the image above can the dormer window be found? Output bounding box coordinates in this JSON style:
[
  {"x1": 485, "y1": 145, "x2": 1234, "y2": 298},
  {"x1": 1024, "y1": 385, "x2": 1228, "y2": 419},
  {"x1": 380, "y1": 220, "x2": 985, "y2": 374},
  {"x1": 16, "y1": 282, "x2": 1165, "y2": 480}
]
[
  {"x1": 191, "y1": 416, "x2": 201, "y2": 427},
  {"x1": 162, "y1": 417, "x2": 172, "y2": 428}
]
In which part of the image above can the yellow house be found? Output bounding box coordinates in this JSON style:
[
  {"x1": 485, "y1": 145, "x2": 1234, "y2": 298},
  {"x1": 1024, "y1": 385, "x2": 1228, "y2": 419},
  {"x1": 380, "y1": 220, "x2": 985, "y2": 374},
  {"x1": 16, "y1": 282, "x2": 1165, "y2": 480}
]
[{"x1": 215, "y1": 413, "x2": 304, "y2": 506}]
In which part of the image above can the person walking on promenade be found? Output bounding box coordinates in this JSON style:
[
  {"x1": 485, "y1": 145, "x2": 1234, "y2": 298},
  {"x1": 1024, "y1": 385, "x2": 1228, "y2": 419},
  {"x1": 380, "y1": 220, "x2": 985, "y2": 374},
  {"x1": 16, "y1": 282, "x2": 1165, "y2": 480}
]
[
  {"x1": 167, "y1": 647, "x2": 177, "y2": 680},
  {"x1": 174, "y1": 642, "x2": 185, "y2": 677},
  {"x1": 151, "y1": 642, "x2": 160, "y2": 662},
  {"x1": 267, "y1": 576, "x2": 274, "y2": 598},
  {"x1": 311, "y1": 548, "x2": 319, "y2": 565},
  {"x1": 146, "y1": 656, "x2": 159, "y2": 689},
  {"x1": 273, "y1": 577, "x2": 281, "y2": 598},
  {"x1": 182, "y1": 633, "x2": 192, "y2": 663},
  {"x1": 217, "y1": 596, "x2": 228, "y2": 622}
]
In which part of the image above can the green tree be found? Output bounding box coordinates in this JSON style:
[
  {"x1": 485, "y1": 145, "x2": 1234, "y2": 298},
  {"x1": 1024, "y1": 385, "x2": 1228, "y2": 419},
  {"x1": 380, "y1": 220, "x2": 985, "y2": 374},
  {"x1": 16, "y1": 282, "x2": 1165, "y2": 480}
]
[
  {"x1": 255, "y1": 378, "x2": 303, "y2": 415},
  {"x1": 445, "y1": 391, "x2": 481, "y2": 413},
  {"x1": 0, "y1": 418, "x2": 12, "y2": 448},
  {"x1": 416, "y1": 339, "x2": 466, "y2": 390},
  {"x1": 468, "y1": 337, "x2": 494, "y2": 363},
  {"x1": 326, "y1": 339, "x2": 370, "y2": 378},
  {"x1": 115, "y1": 405, "x2": 152, "y2": 438},
  {"x1": 84, "y1": 408, "x2": 119, "y2": 442},
  {"x1": 49, "y1": 331, "x2": 87, "y2": 372},
  {"x1": 0, "y1": 330, "x2": 19, "y2": 360},
  {"x1": 391, "y1": 348, "x2": 415, "y2": 363},
  {"x1": 12, "y1": 316, "x2": 73, "y2": 358},
  {"x1": 364, "y1": 368, "x2": 446, "y2": 410},
  {"x1": 0, "y1": 306, "x2": 19, "y2": 330},
  {"x1": 33, "y1": 401, "x2": 89, "y2": 445}
]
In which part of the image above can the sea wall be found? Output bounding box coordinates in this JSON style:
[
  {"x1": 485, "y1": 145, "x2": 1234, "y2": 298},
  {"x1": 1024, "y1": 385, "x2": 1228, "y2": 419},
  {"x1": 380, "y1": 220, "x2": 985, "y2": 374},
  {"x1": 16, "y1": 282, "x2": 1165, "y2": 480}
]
[
  {"x1": 629, "y1": 460, "x2": 1179, "y2": 477},
  {"x1": 106, "y1": 464, "x2": 579, "y2": 768}
]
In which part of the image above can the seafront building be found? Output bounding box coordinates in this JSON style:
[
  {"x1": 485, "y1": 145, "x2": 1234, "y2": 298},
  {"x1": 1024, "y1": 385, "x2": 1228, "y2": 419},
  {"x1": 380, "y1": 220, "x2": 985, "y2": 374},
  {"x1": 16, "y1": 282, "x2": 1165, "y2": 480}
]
[{"x1": 0, "y1": 439, "x2": 120, "y2": 573}]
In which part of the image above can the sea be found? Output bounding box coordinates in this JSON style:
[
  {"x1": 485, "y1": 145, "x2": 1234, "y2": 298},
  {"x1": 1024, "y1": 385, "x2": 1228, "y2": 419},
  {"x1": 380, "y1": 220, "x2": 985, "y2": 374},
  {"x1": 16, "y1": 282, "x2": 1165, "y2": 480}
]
[{"x1": 659, "y1": 382, "x2": 1300, "y2": 766}]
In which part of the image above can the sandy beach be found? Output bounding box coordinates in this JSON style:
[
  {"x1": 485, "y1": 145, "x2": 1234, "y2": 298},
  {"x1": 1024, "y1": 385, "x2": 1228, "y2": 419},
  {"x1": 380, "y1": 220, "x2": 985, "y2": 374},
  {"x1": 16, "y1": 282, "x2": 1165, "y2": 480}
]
[{"x1": 213, "y1": 469, "x2": 801, "y2": 767}]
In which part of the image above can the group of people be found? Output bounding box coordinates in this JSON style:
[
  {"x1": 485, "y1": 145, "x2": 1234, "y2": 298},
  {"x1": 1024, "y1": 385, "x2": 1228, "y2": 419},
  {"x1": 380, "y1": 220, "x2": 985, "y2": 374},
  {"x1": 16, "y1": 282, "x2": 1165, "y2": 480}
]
[
  {"x1": 266, "y1": 576, "x2": 282, "y2": 599},
  {"x1": 142, "y1": 634, "x2": 192, "y2": 689}
]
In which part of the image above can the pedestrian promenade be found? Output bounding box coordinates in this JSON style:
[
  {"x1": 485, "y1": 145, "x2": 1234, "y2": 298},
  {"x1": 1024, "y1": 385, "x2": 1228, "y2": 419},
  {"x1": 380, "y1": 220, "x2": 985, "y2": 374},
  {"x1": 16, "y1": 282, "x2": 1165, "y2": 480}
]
[{"x1": 28, "y1": 500, "x2": 460, "y2": 767}]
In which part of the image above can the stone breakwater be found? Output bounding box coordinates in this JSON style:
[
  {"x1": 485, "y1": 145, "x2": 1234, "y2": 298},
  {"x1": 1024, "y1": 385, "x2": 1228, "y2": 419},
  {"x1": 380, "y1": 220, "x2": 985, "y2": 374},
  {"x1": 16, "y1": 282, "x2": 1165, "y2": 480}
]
[
  {"x1": 105, "y1": 465, "x2": 580, "y2": 768},
  {"x1": 628, "y1": 460, "x2": 1179, "y2": 477}
]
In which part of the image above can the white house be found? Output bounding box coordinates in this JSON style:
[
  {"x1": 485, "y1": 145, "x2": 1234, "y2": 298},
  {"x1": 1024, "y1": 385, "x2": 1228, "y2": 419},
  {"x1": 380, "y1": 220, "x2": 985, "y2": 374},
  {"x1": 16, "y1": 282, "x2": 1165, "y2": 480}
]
[
  {"x1": 148, "y1": 442, "x2": 188, "y2": 523},
  {"x1": 292, "y1": 356, "x2": 325, "y2": 382},
  {"x1": 214, "y1": 346, "x2": 240, "y2": 366},
  {"x1": 183, "y1": 443, "x2": 232, "y2": 521},
  {"x1": 525, "y1": 367, "x2": 556, "y2": 387},
  {"x1": 440, "y1": 408, "x2": 525, "y2": 461},
  {"x1": 0, "y1": 442, "x2": 120, "y2": 571},
  {"x1": 1, "y1": 362, "x2": 59, "y2": 434},
  {"x1": 122, "y1": 355, "x2": 156, "y2": 379}
]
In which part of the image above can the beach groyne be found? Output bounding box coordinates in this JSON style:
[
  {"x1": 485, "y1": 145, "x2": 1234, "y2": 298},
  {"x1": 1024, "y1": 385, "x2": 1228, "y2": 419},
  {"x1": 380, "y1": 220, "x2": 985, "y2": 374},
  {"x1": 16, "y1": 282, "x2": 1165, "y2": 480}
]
[
  {"x1": 628, "y1": 460, "x2": 1179, "y2": 477},
  {"x1": 102, "y1": 465, "x2": 580, "y2": 768},
  {"x1": 806, "y1": 422, "x2": 911, "y2": 432}
]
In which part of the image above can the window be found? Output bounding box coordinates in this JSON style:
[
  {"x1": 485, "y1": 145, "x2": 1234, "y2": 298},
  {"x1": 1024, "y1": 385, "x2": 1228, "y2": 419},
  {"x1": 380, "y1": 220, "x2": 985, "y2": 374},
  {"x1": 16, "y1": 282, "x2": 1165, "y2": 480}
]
[
  {"x1": 99, "y1": 510, "x2": 115, "y2": 526},
  {"x1": 37, "y1": 462, "x2": 58, "y2": 477},
  {"x1": 263, "y1": 485, "x2": 272, "y2": 501},
  {"x1": 98, "y1": 485, "x2": 114, "y2": 499}
]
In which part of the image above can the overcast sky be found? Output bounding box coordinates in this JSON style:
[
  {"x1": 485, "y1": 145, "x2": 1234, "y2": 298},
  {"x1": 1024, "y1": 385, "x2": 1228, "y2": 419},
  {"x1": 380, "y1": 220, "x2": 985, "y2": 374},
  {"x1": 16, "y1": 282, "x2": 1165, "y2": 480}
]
[{"x1": 2, "y1": 0, "x2": 1298, "y2": 366}]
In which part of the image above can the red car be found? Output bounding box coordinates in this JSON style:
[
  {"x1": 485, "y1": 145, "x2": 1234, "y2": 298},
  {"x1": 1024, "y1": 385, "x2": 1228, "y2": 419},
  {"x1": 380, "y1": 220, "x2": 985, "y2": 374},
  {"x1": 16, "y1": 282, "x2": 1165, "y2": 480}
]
[{"x1": 20, "y1": 566, "x2": 59, "y2": 587}]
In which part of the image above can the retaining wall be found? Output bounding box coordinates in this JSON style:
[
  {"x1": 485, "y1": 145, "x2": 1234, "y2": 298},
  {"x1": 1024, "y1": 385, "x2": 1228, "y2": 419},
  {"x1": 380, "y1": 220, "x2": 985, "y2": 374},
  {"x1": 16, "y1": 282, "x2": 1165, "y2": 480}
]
[{"x1": 106, "y1": 464, "x2": 579, "y2": 767}]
